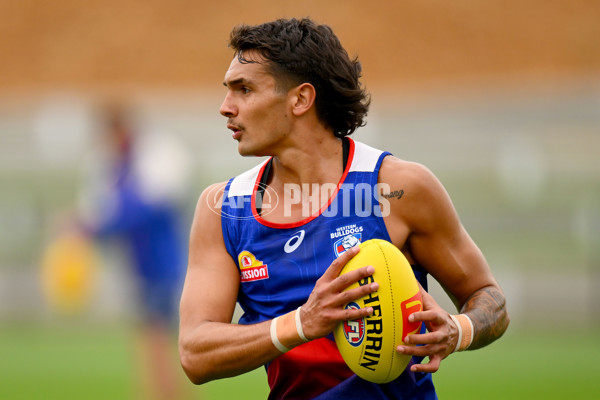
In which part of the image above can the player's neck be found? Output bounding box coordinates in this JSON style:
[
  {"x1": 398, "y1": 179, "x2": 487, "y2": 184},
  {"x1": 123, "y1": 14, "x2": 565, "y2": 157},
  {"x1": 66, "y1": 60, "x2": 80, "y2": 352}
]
[{"x1": 269, "y1": 132, "x2": 344, "y2": 188}]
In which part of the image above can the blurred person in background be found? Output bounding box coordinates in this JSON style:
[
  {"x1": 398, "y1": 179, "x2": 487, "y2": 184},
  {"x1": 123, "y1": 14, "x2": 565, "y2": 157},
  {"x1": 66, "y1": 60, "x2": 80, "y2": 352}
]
[{"x1": 77, "y1": 102, "x2": 191, "y2": 400}]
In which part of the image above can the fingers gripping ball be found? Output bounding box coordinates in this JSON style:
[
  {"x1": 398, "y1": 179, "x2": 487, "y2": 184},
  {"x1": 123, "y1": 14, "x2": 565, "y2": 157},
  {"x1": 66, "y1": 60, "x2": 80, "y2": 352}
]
[{"x1": 333, "y1": 239, "x2": 423, "y2": 383}]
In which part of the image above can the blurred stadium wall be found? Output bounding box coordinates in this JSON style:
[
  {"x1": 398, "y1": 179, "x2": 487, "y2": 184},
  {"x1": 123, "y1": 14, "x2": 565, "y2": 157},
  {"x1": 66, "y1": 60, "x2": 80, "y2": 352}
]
[{"x1": 0, "y1": 1, "x2": 599, "y2": 329}]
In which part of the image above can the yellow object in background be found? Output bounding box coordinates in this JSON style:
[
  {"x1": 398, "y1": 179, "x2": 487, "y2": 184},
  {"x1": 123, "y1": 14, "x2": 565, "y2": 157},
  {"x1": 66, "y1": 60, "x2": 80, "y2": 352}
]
[{"x1": 41, "y1": 233, "x2": 98, "y2": 314}]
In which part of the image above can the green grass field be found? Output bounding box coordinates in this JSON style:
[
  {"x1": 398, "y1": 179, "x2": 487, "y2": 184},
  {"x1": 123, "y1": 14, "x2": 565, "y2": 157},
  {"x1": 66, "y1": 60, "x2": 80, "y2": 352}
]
[{"x1": 1, "y1": 322, "x2": 598, "y2": 399}]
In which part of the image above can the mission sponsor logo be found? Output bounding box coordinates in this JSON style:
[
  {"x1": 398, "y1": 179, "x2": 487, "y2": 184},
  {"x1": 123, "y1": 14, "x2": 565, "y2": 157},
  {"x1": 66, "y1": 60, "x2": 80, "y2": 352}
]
[
  {"x1": 332, "y1": 224, "x2": 363, "y2": 257},
  {"x1": 238, "y1": 251, "x2": 269, "y2": 283}
]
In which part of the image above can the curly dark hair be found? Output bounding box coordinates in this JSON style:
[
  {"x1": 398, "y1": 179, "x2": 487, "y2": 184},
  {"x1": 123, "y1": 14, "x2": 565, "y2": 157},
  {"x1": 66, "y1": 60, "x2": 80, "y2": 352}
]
[{"x1": 228, "y1": 18, "x2": 370, "y2": 138}]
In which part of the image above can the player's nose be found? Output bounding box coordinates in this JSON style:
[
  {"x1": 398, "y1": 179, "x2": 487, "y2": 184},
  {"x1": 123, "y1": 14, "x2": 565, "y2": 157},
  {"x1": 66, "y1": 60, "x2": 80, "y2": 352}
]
[{"x1": 220, "y1": 92, "x2": 237, "y2": 118}]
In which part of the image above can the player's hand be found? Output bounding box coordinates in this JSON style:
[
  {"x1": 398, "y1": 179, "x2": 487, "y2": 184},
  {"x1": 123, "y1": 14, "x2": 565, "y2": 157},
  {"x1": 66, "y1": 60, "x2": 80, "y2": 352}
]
[
  {"x1": 299, "y1": 246, "x2": 379, "y2": 340},
  {"x1": 396, "y1": 285, "x2": 459, "y2": 373}
]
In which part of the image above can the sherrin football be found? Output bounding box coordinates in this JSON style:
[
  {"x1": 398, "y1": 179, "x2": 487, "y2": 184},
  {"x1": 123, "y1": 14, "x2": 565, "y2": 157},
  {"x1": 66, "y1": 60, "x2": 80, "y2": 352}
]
[{"x1": 333, "y1": 239, "x2": 423, "y2": 384}]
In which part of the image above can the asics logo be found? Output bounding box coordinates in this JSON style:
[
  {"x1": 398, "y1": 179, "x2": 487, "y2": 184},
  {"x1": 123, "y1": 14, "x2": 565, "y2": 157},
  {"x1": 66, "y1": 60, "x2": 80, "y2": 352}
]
[{"x1": 284, "y1": 230, "x2": 305, "y2": 254}]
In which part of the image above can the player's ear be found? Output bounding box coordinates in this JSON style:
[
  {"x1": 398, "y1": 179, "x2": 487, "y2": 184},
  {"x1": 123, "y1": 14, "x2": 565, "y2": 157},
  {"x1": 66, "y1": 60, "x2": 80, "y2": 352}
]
[{"x1": 290, "y1": 83, "x2": 316, "y2": 117}]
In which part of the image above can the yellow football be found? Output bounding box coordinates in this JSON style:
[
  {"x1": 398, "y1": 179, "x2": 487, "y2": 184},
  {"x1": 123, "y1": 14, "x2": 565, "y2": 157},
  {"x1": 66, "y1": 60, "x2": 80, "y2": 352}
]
[
  {"x1": 333, "y1": 239, "x2": 423, "y2": 383},
  {"x1": 41, "y1": 232, "x2": 98, "y2": 314}
]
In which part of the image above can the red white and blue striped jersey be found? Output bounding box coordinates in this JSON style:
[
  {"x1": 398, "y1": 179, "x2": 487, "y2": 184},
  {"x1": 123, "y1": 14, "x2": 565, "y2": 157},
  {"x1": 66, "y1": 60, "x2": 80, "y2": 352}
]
[{"x1": 221, "y1": 138, "x2": 437, "y2": 399}]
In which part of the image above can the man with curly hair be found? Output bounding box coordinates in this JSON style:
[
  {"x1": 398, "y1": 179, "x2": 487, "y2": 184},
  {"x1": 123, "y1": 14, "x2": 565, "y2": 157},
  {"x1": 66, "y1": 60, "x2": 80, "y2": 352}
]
[{"x1": 179, "y1": 17, "x2": 508, "y2": 399}]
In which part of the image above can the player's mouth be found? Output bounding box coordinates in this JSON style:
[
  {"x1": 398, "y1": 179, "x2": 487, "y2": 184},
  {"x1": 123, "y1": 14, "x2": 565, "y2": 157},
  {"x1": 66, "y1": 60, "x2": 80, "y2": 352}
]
[{"x1": 227, "y1": 123, "x2": 243, "y2": 140}]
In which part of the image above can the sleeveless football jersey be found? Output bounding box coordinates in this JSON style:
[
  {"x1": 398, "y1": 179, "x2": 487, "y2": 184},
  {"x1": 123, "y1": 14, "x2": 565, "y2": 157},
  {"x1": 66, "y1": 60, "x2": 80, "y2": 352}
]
[{"x1": 221, "y1": 138, "x2": 437, "y2": 400}]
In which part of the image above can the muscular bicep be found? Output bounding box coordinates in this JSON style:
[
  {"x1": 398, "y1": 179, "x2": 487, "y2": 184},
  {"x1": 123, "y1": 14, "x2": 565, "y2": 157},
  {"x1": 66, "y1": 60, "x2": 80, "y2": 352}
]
[
  {"x1": 409, "y1": 219, "x2": 495, "y2": 309},
  {"x1": 381, "y1": 158, "x2": 498, "y2": 309},
  {"x1": 179, "y1": 183, "x2": 240, "y2": 334}
]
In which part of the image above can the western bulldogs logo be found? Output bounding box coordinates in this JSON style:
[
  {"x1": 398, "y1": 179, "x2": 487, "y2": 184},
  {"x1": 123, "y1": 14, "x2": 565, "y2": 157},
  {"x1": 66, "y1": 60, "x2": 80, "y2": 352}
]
[
  {"x1": 342, "y1": 302, "x2": 365, "y2": 347},
  {"x1": 333, "y1": 233, "x2": 362, "y2": 257}
]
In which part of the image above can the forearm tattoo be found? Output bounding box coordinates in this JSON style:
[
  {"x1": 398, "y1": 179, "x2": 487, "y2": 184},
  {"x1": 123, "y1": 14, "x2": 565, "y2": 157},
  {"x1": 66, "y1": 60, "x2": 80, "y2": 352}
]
[{"x1": 461, "y1": 286, "x2": 509, "y2": 350}]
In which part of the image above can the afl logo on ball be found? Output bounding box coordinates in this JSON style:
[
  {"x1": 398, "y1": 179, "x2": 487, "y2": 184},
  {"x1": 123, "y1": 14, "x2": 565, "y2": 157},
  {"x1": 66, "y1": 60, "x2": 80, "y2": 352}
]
[{"x1": 342, "y1": 302, "x2": 365, "y2": 347}]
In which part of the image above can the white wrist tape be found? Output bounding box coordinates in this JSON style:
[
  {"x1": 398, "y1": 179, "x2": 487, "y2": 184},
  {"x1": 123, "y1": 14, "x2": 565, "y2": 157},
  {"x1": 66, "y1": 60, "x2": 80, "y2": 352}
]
[
  {"x1": 449, "y1": 315, "x2": 463, "y2": 353},
  {"x1": 295, "y1": 306, "x2": 309, "y2": 342},
  {"x1": 270, "y1": 316, "x2": 290, "y2": 353},
  {"x1": 450, "y1": 314, "x2": 474, "y2": 352}
]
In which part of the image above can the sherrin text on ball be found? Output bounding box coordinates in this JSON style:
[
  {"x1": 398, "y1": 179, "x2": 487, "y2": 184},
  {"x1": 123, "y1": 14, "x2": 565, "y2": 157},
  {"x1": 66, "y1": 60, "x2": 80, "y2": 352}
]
[{"x1": 333, "y1": 239, "x2": 423, "y2": 383}]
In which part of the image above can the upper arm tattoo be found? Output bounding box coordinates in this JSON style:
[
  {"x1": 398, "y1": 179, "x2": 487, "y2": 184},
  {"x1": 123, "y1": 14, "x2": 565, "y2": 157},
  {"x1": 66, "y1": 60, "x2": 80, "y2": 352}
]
[{"x1": 380, "y1": 189, "x2": 405, "y2": 200}]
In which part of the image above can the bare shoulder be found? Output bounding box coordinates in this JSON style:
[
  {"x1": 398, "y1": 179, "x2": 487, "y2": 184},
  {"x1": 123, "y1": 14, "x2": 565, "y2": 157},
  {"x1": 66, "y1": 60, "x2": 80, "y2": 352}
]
[
  {"x1": 379, "y1": 156, "x2": 439, "y2": 188},
  {"x1": 190, "y1": 181, "x2": 230, "y2": 252},
  {"x1": 379, "y1": 156, "x2": 449, "y2": 203},
  {"x1": 378, "y1": 156, "x2": 458, "y2": 234},
  {"x1": 196, "y1": 181, "x2": 229, "y2": 215}
]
